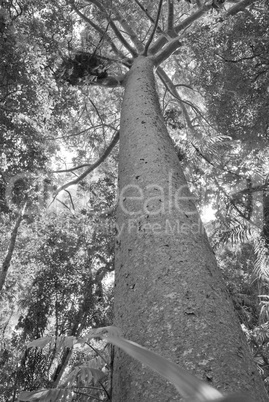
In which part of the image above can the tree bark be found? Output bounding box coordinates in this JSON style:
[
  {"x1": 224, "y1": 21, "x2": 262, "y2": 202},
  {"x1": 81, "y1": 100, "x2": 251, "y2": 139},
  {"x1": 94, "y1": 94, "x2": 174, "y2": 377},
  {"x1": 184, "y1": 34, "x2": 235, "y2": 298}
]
[{"x1": 112, "y1": 56, "x2": 268, "y2": 402}]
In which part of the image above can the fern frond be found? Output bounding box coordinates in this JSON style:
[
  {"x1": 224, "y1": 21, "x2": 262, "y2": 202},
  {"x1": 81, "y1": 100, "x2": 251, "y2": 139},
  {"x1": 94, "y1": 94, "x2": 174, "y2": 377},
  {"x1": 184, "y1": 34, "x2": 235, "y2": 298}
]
[{"x1": 213, "y1": 216, "x2": 251, "y2": 248}]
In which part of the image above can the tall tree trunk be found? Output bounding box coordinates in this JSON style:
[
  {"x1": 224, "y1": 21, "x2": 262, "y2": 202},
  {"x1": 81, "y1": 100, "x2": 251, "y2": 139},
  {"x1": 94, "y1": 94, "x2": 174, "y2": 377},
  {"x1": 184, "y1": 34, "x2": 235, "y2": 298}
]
[{"x1": 112, "y1": 56, "x2": 267, "y2": 402}]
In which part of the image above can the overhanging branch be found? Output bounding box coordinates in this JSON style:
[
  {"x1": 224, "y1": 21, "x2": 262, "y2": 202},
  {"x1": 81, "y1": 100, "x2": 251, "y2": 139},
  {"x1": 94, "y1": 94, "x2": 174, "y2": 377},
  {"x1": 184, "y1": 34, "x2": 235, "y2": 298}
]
[
  {"x1": 69, "y1": 1, "x2": 126, "y2": 59},
  {"x1": 53, "y1": 131, "x2": 119, "y2": 197}
]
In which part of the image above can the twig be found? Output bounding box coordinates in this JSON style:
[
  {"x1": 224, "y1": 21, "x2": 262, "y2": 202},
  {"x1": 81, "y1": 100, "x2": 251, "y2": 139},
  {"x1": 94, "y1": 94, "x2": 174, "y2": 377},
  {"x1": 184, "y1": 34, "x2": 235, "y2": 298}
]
[
  {"x1": 89, "y1": 98, "x2": 106, "y2": 138},
  {"x1": 84, "y1": 0, "x2": 137, "y2": 56},
  {"x1": 65, "y1": 189, "x2": 75, "y2": 211},
  {"x1": 99, "y1": 381, "x2": 111, "y2": 400},
  {"x1": 56, "y1": 198, "x2": 71, "y2": 211},
  {"x1": 46, "y1": 125, "x2": 102, "y2": 141},
  {"x1": 85, "y1": 342, "x2": 109, "y2": 366}
]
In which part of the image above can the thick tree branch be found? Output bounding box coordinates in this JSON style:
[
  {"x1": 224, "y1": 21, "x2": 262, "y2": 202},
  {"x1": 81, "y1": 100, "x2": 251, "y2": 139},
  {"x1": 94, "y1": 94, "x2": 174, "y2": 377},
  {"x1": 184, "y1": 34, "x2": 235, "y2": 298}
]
[
  {"x1": 226, "y1": 0, "x2": 259, "y2": 15},
  {"x1": 53, "y1": 131, "x2": 119, "y2": 196},
  {"x1": 151, "y1": 0, "x2": 256, "y2": 57},
  {"x1": 174, "y1": 4, "x2": 212, "y2": 33},
  {"x1": 143, "y1": 0, "x2": 163, "y2": 56},
  {"x1": 151, "y1": 0, "x2": 251, "y2": 56},
  {"x1": 153, "y1": 37, "x2": 182, "y2": 65},
  {"x1": 112, "y1": 8, "x2": 144, "y2": 53},
  {"x1": 133, "y1": 0, "x2": 168, "y2": 38},
  {"x1": 167, "y1": 0, "x2": 176, "y2": 37},
  {"x1": 150, "y1": 4, "x2": 211, "y2": 55}
]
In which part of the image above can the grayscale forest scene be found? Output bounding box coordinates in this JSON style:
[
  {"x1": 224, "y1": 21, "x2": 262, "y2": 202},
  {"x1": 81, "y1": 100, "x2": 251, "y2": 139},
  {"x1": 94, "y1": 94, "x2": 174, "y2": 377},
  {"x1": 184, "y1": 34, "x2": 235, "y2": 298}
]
[{"x1": 0, "y1": 0, "x2": 268, "y2": 401}]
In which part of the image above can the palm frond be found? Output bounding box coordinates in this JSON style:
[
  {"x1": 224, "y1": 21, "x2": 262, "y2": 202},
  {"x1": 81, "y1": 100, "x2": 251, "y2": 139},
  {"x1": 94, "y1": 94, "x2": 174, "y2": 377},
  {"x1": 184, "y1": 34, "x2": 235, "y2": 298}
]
[{"x1": 254, "y1": 236, "x2": 269, "y2": 280}]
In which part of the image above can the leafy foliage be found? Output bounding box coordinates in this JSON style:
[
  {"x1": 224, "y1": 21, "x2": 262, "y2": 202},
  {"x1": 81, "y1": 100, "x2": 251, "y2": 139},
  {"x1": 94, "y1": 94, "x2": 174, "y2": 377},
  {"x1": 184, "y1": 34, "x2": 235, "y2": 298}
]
[{"x1": 17, "y1": 327, "x2": 254, "y2": 402}]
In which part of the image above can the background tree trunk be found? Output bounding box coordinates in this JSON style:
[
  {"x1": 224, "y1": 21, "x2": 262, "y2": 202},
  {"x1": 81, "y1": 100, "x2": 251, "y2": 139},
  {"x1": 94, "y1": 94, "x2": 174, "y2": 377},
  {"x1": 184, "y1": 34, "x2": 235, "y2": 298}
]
[
  {"x1": 113, "y1": 56, "x2": 268, "y2": 402},
  {"x1": 0, "y1": 201, "x2": 27, "y2": 291}
]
